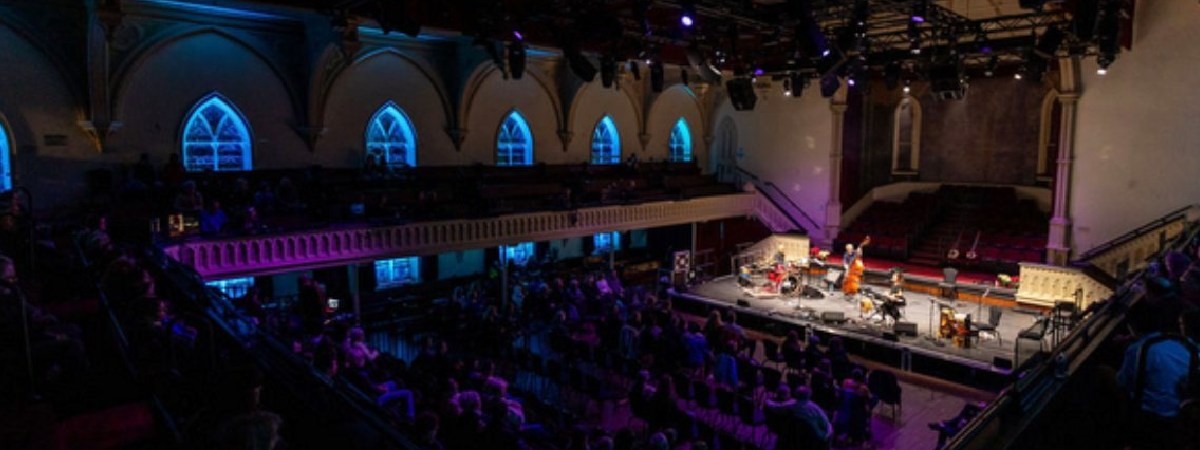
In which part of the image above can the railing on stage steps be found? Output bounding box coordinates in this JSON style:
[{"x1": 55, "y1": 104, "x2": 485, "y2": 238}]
[
  {"x1": 944, "y1": 220, "x2": 1200, "y2": 450},
  {"x1": 725, "y1": 164, "x2": 821, "y2": 234},
  {"x1": 1072, "y1": 204, "x2": 1198, "y2": 280}
]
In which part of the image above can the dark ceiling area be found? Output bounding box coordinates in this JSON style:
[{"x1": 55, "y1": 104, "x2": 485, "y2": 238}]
[{"x1": 250, "y1": 0, "x2": 1131, "y2": 87}]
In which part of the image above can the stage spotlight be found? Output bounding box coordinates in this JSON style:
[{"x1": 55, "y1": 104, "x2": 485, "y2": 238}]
[
  {"x1": 686, "y1": 45, "x2": 723, "y2": 83},
  {"x1": 1014, "y1": 72, "x2": 1023, "y2": 80},
  {"x1": 911, "y1": 0, "x2": 928, "y2": 23},
  {"x1": 564, "y1": 44, "x2": 597, "y2": 82},
  {"x1": 1097, "y1": 54, "x2": 1113, "y2": 75},
  {"x1": 508, "y1": 40, "x2": 526, "y2": 80},
  {"x1": 600, "y1": 56, "x2": 617, "y2": 88},
  {"x1": 819, "y1": 72, "x2": 839, "y2": 98},
  {"x1": 1035, "y1": 26, "x2": 1064, "y2": 59},
  {"x1": 650, "y1": 59, "x2": 664, "y2": 92},
  {"x1": 903, "y1": 80, "x2": 911, "y2": 94},
  {"x1": 680, "y1": 1, "x2": 696, "y2": 27},
  {"x1": 790, "y1": 73, "x2": 805, "y2": 98},
  {"x1": 847, "y1": 77, "x2": 856, "y2": 88}
]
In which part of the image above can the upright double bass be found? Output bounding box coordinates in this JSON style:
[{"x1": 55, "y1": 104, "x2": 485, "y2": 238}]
[{"x1": 843, "y1": 236, "x2": 871, "y2": 296}]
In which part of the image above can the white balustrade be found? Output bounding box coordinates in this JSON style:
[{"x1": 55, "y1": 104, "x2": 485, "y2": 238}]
[
  {"x1": 165, "y1": 192, "x2": 777, "y2": 278},
  {"x1": 1082, "y1": 218, "x2": 1188, "y2": 279},
  {"x1": 1016, "y1": 262, "x2": 1113, "y2": 309}
]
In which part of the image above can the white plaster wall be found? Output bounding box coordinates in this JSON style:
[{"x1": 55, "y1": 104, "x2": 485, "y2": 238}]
[
  {"x1": 111, "y1": 32, "x2": 304, "y2": 169},
  {"x1": 646, "y1": 85, "x2": 706, "y2": 166},
  {"x1": 1071, "y1": 0, "x2": 1200, "y2": 255},
  {"x1": 319, "y1": 50, "x2": 455, "y2": 166},
  {"x1": 718, "y1": 85, "x2": 833, "y2": 231},
  {"x1": 460, "y1": 67, "x2": 562, "y2": 165},
  {"x1": 0, "y1": 24, "x2": 98, "y2": 206},
  {"x1": 568, "y1": 82, "x2": 641, "y2": 161}
]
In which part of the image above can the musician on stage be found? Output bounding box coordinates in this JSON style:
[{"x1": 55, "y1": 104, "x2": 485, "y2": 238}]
[
  {"x1": 842, "y1": 237, "x2": 870, "y2": 300},
  {"x1": 881, "y1": 270, "x2": 907, "y2": 325}
]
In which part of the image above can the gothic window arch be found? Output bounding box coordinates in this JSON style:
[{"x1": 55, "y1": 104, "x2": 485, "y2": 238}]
[
  {"x1": 591, "y1": 115, "x2": 621, "y2": 165},
  {"x1": 181, "y1": 93, "x2": 253, "y2": 172},
  {"x1": 366, "y1": 101, "x2": 417, "y2": 168},
  {"x1": 496, "y1": 110, "x2": 533, "y2": 166},
  {"x1": 1037, "y1": 91, "x2": 1062, "y2": 181},
  {"x1": 0, "y1": 116, "x2": 12, "y2": 191},
  {"x1": 891, "y1": 96, "x2": 921, "y2": 174},
  {"x1": 668, "y1": 118, "x2": 692, "y2": 163}
]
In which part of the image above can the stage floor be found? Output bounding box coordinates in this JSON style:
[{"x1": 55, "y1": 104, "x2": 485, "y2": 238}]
[{"x1": 681, "y1": 276, "x2": 1050, "y2": 369}]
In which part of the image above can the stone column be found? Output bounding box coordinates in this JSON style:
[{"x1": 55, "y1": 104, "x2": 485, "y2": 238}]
[
  {"x1": 1047, "y1": 57, "x2": 1082, "y2": 266},
  {"x1": 825, "y1": 98, "x2": 849, "y2": 244}
]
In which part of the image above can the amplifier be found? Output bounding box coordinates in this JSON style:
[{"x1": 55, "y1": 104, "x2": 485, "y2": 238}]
[
  {"x1": 894, "y1": 321, "x2": 919, "y2": 337},
  {"x1": 820, "y1": 311, "x2": 846, "y2": 324}
]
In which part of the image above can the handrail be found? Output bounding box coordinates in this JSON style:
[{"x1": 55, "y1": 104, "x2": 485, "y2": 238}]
[
  {"x1": 946, "y1": 220, "x2": 1200, "y2": 450},
  {"x1": 730, "y1": 165, "x2": 820, "y2": 232},
  {"x1": 73, "y1": 239, "x2": 182, "y2": 445},
  {"x1": 150, "y1": 246, "x2": 420, "y2": 449},
  {"x1": 1074, "y1": 204, "x2": 1193, "y2": 262}
]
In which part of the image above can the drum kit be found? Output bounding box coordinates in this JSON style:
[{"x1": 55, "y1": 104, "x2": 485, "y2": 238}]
[
  {"x1": 739, "y1": 259, "x2": 822, "y2": 299},
  {"x1": 857, "y1": 288, "x2": 906, "y2": 324}
]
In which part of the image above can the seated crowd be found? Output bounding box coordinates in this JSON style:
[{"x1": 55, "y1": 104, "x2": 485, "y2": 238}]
[{"x1": 250, "y1": 253, "x2": 936, "y2": 450}]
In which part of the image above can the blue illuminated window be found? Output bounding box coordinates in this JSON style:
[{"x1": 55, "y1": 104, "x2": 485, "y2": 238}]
[
  {"x1": 0, "y1": 120, "x2": 11, "y2": 191},
  {"x1": 591, "y1": 115, "x2": 621, "y2": 165},
  {"x1": 206, "y1": 277, "x2": 254, "y2": 299},
  {"x1": 593, "y1": 231, "x2": 621, "y2": 255},
  {"x1": 500, "y1": 242, "x2": 535, "y2": 267},
  {"x1": 375, "y1": 257, "x2": 420, "y2": 290},
  {"x1": 668, "y1": 118, "x2": 692, "y2": 163},
  {"x1": 366, "y1": 101, "x2": 417, "y2": 168},
  {"x1": 496, "y1": 111, "x2": 533, "y2": 166},
  {"x1": 181, "y1": 93, "x2": 252, "y2": 172}
]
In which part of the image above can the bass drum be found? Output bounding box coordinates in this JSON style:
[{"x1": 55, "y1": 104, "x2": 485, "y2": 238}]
[{"x1": 780, "y1": 276, "x2": 800, "y2": 295}]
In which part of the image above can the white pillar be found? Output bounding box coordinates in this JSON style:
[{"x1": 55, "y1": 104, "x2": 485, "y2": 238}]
[
  {"x1": 1047, "y1": 57, "x2": 1081, "y2": 266},
  {"x1": 826, "y1": 95, "x2": 849, "y2": 244}
]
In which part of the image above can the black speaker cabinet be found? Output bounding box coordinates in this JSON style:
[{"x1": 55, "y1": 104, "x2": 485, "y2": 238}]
[
  {"x1": 894, "y1": 321, "x2": 919, "y2": 337},
  {"x1": 993, "y1": 357, "x2": 1014, "y2": 370},
  {"x1": 820, "y1": 311, "x2": 846, "y2": 324}
]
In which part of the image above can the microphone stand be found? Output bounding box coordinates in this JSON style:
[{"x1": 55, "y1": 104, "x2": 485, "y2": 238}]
[{"x1": 8, "y1": 280, "x2": 38, "y2": 399}]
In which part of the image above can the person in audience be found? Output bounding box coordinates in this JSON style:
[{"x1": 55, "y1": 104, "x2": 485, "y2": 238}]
[
  {"x1": 0, "y1": 255, "x2": 87, "y2": 381},
  {"x1": 174, "y1": 180, "x2": 204, "y2": 213},
  {"x1": 781, "y1": 330, "x2": 804, "y2": 367},
  {"x1": 834, "y1": 368, "x2": 872, "y2": 446},
  {"x1": 681, "y1": 321, "x2": 708, "y2": 375},
  {"x1": 1116, "y1": 292, "x2": 1194, "y2": 449},
  {"x1": 253, "y1": 181, "x2": 277, "y2": 213},
  {"x1": 343, "y1": 326, "x2": 379, "y2": 369},
  {"x1": 199, "y1": 199, "x2": 228, "y2": 235},
  {"x1": 276, "y1": 177, "x2": 301, "y2": 212},
  {"x1": 161, "y1": 152, "x2": 185, "y2": 188},
  {"x1": 132, "y1": 152, "x2": 156, "y2": 187},
  {"x1": 930, "y1": 401, "x2": 985, "y2": 450},
  {"x1": 414, "y1": 411, "x2": 444, "y2": 450},
  {"x1": 786, "y1": 386, "x2": 832, "y2": 450}
]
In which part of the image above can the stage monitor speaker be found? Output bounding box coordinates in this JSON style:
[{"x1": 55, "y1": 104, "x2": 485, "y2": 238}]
[
  {"x1": 726, "y1": 78, "x2": 757, "y2": 111},
  {"x1": 801, "y1": 286, "x2": 825, "y2": 299},
  {"x1": 820, "y1": 311, "x2": 846, "y2": 324},
  {"x1": 894, "y1": 321, "x2": 919, "y2": 337},
  {"x1": 993, "y1": 356, "x2": 1014, "y2": 370},
  {"x1": 736, "y1": 299, "x2": 751, "y2": 307},
  {"x1": 882, "y1": 332, "x2": 898, "y2": 342},
  {"x1": 930, "y1": 64, "x2": 966, "y2": 100}
]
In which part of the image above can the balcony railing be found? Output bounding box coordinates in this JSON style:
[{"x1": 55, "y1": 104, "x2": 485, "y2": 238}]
[{"x1": 164, "y1": 191, "x2": 793, "y2": 278}]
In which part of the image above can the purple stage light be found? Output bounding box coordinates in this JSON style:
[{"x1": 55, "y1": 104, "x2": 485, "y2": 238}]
[
  {"x1": 753, "y1": 68, "x2": 765, "y2": 76},
  {"x1": 513, "y1": 30, "x2": 523, "y2": 41},
  {"x1": 681, "y1": 15, "x2": 694, "y2": 27},
  {"x1": 911, "y1": 15, "x2": 925, "y2": 23}
]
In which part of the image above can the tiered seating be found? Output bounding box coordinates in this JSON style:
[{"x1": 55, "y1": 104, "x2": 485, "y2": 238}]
[
  {"x1": 119, "y1": 161, "x2": 737, "y2": 239},
  {"x1": 837, "y1": 190, "x2": 942, "y2": 260}
]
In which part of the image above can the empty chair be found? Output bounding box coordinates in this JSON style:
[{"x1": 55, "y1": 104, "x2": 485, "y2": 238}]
[
  {"x1": 971, "y1": 305, "x2": 1004, "y2": 346},
  {"x1": 867, "y1": 369, "x2": 903, "y2": 421}
]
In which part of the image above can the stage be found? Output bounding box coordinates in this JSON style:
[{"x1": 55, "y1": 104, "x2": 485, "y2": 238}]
[{"x1": 670, "y1": 274, "x2": 1055, "y2": 389}]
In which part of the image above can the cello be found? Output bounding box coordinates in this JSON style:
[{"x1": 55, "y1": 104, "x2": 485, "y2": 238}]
[{"x1": 842, "y1": 236, "x2": 870, "y2": 296}]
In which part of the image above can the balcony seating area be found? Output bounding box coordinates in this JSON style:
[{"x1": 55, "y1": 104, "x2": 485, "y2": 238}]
[
  {"x1": 837, "y1": 191, "x2": 941, "y2": 261},
  {"x1": 101, "y1": 161, "x2": 738, "y2": 244},
  {"x1": 838, "y1": 185, "x2": 1049, "y2": 275}
]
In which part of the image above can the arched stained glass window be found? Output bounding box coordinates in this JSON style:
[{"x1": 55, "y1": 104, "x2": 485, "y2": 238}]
[
  {"x1": 496, "y1": 111, "x2": 533, "y2": 166},
  {"x1": 591, "y1": 115, "x2": 621, "y2": 165},
  {"x1": 181, "y1": 93, "x2": 252, "y2": 172},
  {"x1": 0, "y1": 120, "x2": 11, "y2": 191},
  {"x1": 668, "y1": 117, "x2": 692, "y2": 163},
  {"x1": 891, "y1": 96, "x2": 922, "y2": 174},
  {"x1": 365, "y1": 102, "x2": 417, "y2": 168}
]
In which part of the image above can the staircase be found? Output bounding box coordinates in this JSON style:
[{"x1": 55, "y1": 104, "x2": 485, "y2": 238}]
[{"x1": 909, "y1": 206, "x2": 975, "y2": 266}]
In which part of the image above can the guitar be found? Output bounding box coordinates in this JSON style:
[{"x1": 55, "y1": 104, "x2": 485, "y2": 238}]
[
  {"x1": 947, "y1": 228, "x2": 964, "y2": 260},
  {"x1": 965, "y1": 230, "x2": 982, "y2": 260}
]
